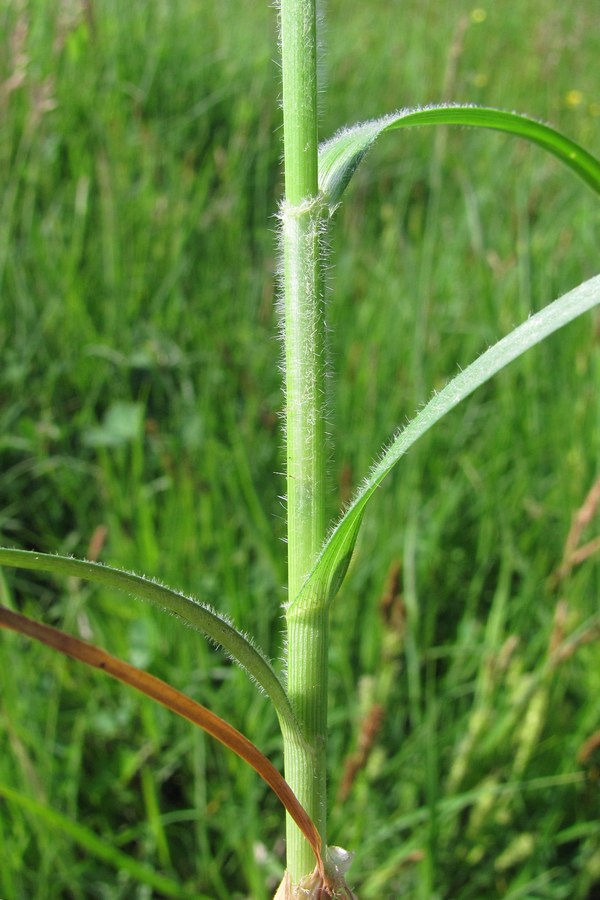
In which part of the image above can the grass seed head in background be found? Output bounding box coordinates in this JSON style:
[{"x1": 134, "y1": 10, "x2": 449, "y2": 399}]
[{"x1": 1, "y1": 0, "x2": 600, "y2": 897}]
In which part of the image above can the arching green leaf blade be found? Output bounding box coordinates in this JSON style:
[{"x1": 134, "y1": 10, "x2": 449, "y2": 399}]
[
  {"x1": 318, "y1": 105, "x2": 600, "y2": 208},
  {"x1": 290, "y1": 274, "x2": 600, "y2": 612},
  {"x1": 0, "y1": 548, "x2": 300, "y2": 740}
]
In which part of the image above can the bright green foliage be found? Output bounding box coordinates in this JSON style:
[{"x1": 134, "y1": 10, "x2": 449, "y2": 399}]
[
  {"x1": 1, "y1": 0, "x2": 600, "y2": 897},
  {"x1": 318, "y1": 106, "x2": 600, "y2": 209}
]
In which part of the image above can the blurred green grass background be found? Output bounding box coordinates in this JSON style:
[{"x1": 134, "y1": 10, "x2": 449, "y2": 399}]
[{"x1": 0, "y1": 0, "x2": 599, "y2": 897}]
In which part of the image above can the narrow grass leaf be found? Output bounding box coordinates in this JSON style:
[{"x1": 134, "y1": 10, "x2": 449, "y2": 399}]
[
  {"x1": 289, "y1": 274, "x2": 600, "y2": 612},
  {"x1": 0, "y1": 604, "x2": 325, "y2": 880},
  {"x1": 318, "y1": 105, "x2": 600, "y2": 209},
  {"x1": 0, "y1": 783, "x2": 196, "y2": 899},
  {"x1": 0, "y1": 549, "x2": 300, "y2": 740}
]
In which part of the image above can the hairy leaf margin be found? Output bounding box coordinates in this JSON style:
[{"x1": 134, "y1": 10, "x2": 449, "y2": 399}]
[
  {"x1": 289, "y1": 274, "x2": 600, "y2": 613},
  {"x1": 0, "y1": 549, "x2": 303, "y2": 743},
  {"x1": 318, "y1": 105, "x2": 600, "y2": 209}
]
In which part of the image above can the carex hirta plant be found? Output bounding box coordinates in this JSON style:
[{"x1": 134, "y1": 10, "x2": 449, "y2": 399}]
[{"x1": 1, "y1": 0, "x2": 600, "y2": 896}]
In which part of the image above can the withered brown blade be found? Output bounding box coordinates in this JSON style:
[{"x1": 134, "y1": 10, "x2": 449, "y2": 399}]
[{"x1": 0, "y1": 604, "x2": 324, "y2": 878}]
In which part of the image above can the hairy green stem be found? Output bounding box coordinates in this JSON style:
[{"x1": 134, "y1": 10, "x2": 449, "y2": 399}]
[
  {"x1": 281, "y1": 199, "x2": 327, "y2": 591},
  {"x1": 281, "y1": 198, "x2": 329, "y2": 882},
  {"x1": 279, "y1": 0, "x2": 328, "y2": 885}
]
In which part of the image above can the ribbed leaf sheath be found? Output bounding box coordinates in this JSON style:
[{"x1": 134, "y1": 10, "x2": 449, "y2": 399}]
[
  {"x1": 280, "y1": 197, "x2": 329, "y2": 884},
  {"x1": 285, "y1": 608, "x2": 329, "y2": 881}
]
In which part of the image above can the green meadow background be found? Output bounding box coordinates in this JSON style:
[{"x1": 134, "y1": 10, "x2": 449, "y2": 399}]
[{"x1": 1, "y1": 1, "x2": 599, "y2": 897}]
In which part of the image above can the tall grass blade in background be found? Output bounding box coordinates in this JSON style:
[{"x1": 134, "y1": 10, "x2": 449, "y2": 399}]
[{"x1": 0, "y1": 783, "x2": 198, "y2": 900}]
